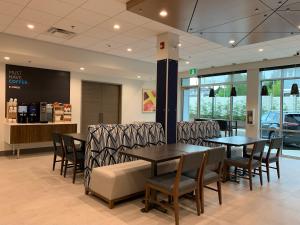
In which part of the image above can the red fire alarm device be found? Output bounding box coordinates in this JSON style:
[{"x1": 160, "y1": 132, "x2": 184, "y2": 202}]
[{"x1": 160, "y1": 42, "x2": 165, "y2": 49}]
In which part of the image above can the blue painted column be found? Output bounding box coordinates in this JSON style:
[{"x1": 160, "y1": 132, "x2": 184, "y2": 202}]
[{"x1": 156, "y1": 33, "x2": 179, "y2": 144}]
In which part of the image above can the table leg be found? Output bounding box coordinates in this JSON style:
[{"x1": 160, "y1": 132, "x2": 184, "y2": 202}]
[
  {"x1": 242, "y1": 145, "x2": 247, "y2": 157},
  {"x1": 12, "y1": 145, "x2": 15, "y2": 156},
  {"x1": 227, "y1": 145, "x2": 231, "y2": 158}
]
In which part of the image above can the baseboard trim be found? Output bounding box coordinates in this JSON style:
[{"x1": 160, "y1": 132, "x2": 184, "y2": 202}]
[{"x1": 0, "y1": 147, "x2": 53, "y2": 157}]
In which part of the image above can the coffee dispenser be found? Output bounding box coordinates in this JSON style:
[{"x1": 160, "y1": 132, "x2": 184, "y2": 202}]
[
  {"x1": 17, "y1": 103, "x2": 28, "y2": 123},
  {"x1": 46, "y1": 104, "x2": 53, "y2": 122},
  {"x1": 28, "y1": 103, "x2": 39, "y2": 123},
  {"x1": 39, "y1": 102, "x2": 48, "y2": 123}
]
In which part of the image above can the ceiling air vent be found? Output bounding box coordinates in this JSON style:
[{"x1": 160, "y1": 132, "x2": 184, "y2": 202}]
[{"x1": 46, "y1": 27, "x2": 76, "y2": 39}]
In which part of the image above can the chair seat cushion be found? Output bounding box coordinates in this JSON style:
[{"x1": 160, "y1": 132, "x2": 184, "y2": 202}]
[
  {"x1": 147, "y1": 173, "x2": 196, "y2": 194},
  {"x1": 225, "y1": 157, "x2": 260, "y2": 168},
  {"x1": 253, "y1": 153, "x2": 278, "y2": 163}
]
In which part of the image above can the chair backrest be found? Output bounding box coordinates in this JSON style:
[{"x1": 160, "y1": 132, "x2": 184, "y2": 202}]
[
  {"x1": 249, "y1": 140, "x2": 267, "y2": 162},
  {"x1": 52, "y1": 133, "x2": 63, "y2": 154},
  {"x1": 216, "y1": 120, "x2": 228, "y2": 131},
  {"x1": 206, "y1": 147, "x2": 225, "y2": 173},
  {"x1": 61, "y1": 135, "x2": 76, "y2": 156},
  {"x1": 174, "y1": 151, "x2": 207, "y2": 194},
  {"x1": 268, "y1": 137, "x2": 283, "y2": 158}
]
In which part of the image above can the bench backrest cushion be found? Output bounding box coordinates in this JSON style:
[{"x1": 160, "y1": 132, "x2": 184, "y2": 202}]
[
  {"x1": 84, "y1": 122, "x2": 165, "y2": 188},
  {"x1": 177, "y1": 121, "x2": 221, "y2": 146}
]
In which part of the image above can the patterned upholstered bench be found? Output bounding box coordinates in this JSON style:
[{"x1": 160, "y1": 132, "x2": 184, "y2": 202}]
[
  {"x1": 84, "y1": 121, "x2": 220, "y2": 208},
  {"x1": 84, "y1": 123, "x2": 168, "y2": 208}
]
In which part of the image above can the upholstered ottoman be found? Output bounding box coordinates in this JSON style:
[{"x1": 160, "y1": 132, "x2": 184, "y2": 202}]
[{"x1": 88, "y1": 159, "x2": 178, "y2": 208}]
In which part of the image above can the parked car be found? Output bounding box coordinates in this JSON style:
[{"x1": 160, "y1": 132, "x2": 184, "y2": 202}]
[{"x1": 261, "y1": 111, "x2": 300, "y2": 146}]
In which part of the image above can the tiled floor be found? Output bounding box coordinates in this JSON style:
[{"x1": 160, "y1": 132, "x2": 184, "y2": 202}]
[{"x1": 0, "y1": 153, "x2": 300, "y2": 225}]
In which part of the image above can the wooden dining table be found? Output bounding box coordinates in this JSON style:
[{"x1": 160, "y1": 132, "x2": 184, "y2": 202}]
[
  {"x1": 121, "y1": 143, "x2": 211, "y2": 177},
  {"x1": 204, "y1": 135, "x2": 267, "y2": 158}
]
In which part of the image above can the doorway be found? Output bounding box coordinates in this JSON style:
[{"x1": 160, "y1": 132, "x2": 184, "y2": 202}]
[{"x1": 81, "y1": 81, "x2": 121, "y2": 133}]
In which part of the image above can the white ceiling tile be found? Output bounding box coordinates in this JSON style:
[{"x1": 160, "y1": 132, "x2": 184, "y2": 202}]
[
  {"x1": 0, "y1": 1, "x2": 23, "y2": 16},
  {"x1": 125, "y1": 27, "x2": 157, "y2": 40},
  {"x1": 0, "y1": 0, "x2": 30, "y2": 6},
  {"x1": 63, "y1": 35, "x2": 99, "y2": 48},
  {"x1": 91, "y1": 39, "x2": 124, "y2": 51},
  {"x1": 113, "y1": 11, "x2": 151, "y2": 26},
  {"x1": 84, "y1": 27, "x2": 116, "y2": 40},
  {"x1": 0, "y1": 23, "x2": 7, "y2": 32},
  {"x1": 82, "y1": 0, "x2": 125, "y2": 17},
  {"x1": 59, "y1": 0, "x2": 87, "y2": 6},
  {"x1": 65, "y1": 8, "x2": 109, "y2": 27},
  {"x1": 27, "y1": 0, "x2": 77, "y2": 17},
  {"x1": 0, "y1": 13, "x2": 15, "y2": 26},
  {"x1": 18, "y1": 8, "x2": 61, "y2": 26},
  {"x1": 109, "y1": 35, "x2": 139, "y2": 45},
  {"x1": 4, "y1": 19, "x2": 49, "y2": 37},
  {"x1": 54, "y1": 18, "x2": 93, "y2": 34},
  {"x1": 96, "y1": 18, "x2": 136, "y2": 33}
]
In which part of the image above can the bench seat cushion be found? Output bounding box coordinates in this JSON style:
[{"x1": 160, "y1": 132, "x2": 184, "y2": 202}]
[{"x1": 90, "y1": 159, "x2": 178, "y2": 201}]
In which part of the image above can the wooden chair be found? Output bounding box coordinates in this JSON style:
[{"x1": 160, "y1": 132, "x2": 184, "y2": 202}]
[
  {"x1": 61, "y1": 135, "x2": 85, "y2": 184},
  {"x1": 224, "y1": 140, "x2": 267, "y2": 190},
  {"x1": 184, "y1": 147, "x2": 225, "y2": 213},
  {"x1": 52, "y1": 133, "x2": 64, "y2": 175},
  {"x1": 202, "y1": 147, "x2": 225, "y2": 213},
  {"x1": 144, "y1": 151, "x2": 207, "y2": 225},
  {"x1": 254, "y1": 138, "x2": 282, "y2": 182}
]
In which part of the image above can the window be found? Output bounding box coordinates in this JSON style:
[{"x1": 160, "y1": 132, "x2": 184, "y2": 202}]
[
  {"x1": 181, "y1": 72, "x2": 247, "y2": 127},
  {"x1": 199, "y1": 72, "x2": 247, "y2": 123}
]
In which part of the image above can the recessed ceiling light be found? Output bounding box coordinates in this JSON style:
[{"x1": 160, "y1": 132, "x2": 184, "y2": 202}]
[
  {"x1": 80, "y1": 67, "x2": 85, "y2": 71},
  {"x1": 229, "y1": 40, "x2": 235, "y2": 44},
  {"x1": 298, "y1": 25, "x2": 300, "y2": 29},
  {"x1": 4, "y1": 56, "x2": 10, "y2": 61},
  {"x1": 27, "y1": 24, "x2": 35, "y2": 29},
  {"x1": 185, "y1": 61, "x2": 190, "y2": 65},
  {"x1": 113, "y1": 24, "x2": 120, "y2": 30},
  {"x1": 159, "y1": 10, "x2": 168, "y2": 17},
  {"x1": 127, "y1": 48, "x2": 132, "y2": 52},
  {"x1": 177, "y1": 43, "x2": 182, "y2": 47},
  {"x1": 137, "y1": 75, "x2": 141, "y2": 79},
  {"x1": 258, "y1": 48, "x2": 264, "y2": 52}
]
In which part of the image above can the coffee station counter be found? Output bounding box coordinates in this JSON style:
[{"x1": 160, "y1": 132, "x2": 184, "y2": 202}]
[{"x1": 4, "y1": 122, "x2": 77, "y2": 158}]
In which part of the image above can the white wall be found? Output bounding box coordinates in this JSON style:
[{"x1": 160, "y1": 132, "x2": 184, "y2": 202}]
[{"x1": 0, "y1": 63, "x2": 156, "y2": 151}]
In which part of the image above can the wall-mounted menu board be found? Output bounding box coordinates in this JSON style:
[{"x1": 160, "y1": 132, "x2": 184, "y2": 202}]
[{"x1": 6, "y1": 64, "x2": 70, "y2": 104}]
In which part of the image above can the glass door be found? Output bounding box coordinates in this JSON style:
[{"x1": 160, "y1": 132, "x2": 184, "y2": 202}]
[
  {"x1": 282, "y1": 79, "x2": 300, "y2": 157},
  {"x1": 260, "y1": 72, "x2": 300, "y2": 158},
  {"x1": 260, "y1": 80, "x2": 281, "y2": 140},
  {"x1": 182, "y1": 88, "x2": 198, "y2": 121}
]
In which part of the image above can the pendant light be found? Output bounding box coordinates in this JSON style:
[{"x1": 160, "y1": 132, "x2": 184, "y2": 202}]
[
  {"x1": 209, "y1": 88, "x2": 215, "y2": 97},
  {"x1": 261, "y1": 85, "x2": 269, "y2": 96},
  {"x1": 291, "y1": 83, "x2": 299, "y2": 95},
  {"x1": 230, "y1": 87, "x2": 237, "y2": 97}
]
